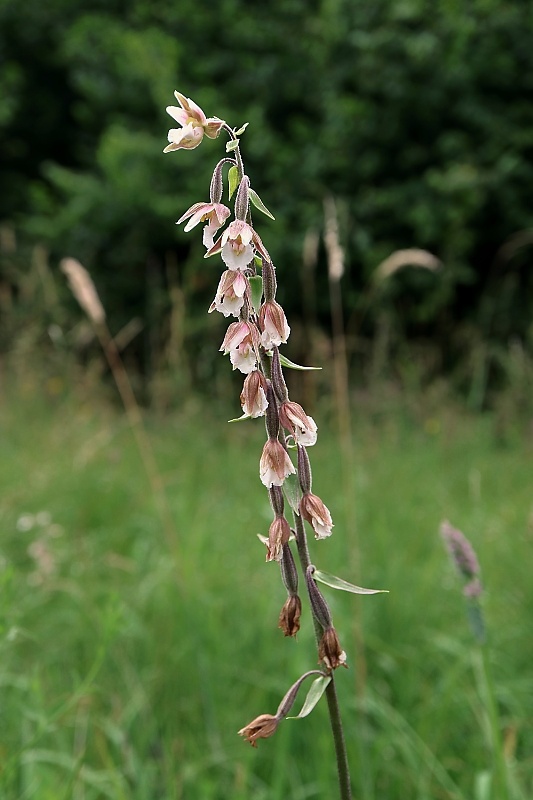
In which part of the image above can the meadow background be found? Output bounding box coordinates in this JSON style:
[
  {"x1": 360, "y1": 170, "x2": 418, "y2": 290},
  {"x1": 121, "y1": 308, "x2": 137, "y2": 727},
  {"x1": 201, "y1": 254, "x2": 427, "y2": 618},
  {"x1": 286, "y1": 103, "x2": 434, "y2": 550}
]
[{"x1": 1, "y1": 0, "x2": 533, "y2": 798}]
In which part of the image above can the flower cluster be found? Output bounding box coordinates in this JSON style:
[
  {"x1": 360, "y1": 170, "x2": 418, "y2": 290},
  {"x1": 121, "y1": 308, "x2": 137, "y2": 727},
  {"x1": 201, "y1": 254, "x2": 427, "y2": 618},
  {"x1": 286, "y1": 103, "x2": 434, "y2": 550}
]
[{"x1": 164, "y1": 91, "x2": 349, "y2": 750}]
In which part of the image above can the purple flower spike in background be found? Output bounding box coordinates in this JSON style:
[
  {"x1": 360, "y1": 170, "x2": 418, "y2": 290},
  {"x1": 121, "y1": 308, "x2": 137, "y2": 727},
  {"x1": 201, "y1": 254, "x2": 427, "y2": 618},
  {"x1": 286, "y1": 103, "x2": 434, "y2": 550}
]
[{"x1": 440, "y1": 519, "x2": 482, "y2": 597}]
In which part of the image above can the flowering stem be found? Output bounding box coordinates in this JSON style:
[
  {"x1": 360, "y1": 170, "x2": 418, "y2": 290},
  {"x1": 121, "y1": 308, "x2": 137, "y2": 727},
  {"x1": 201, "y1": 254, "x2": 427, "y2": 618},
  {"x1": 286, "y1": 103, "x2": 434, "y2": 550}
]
[{"x1": 294, "y1": 512, "x2": 353, "y2": 800}]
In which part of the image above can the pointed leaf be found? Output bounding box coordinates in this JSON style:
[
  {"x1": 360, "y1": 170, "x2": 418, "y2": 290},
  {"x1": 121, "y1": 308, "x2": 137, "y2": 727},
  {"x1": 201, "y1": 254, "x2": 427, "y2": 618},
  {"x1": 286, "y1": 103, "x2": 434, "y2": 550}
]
[
  {"x1": 234, "y1": 122, "x2": 249, "y2": 136},
  {"x1": 226, "y1": 139, "x2": 240, "y2": 153},
  {"x1": 249, "y1": 188, "x2": 275, "y2": 220},
  {"x1": 228, "y1": 165, "x2": 240, "y2": 200},
  {"x1": 313, "y1": 569, "x2": 388, "y2": 595},
  {"x1": 275, "y1": 353, "x2": 322, "y2": 371},
  {"x1": 228, "y1": 413, "x2": 252, "y2": 423},
  {"x1": 249, "y1": 276, "x2": 263, "y2": 315},
  {"x1": 288, "y1": 676, "x2": 331, "y2": 719},
  {"x1": 283, "y1": 472, "x2": 301, "y2": 514}
]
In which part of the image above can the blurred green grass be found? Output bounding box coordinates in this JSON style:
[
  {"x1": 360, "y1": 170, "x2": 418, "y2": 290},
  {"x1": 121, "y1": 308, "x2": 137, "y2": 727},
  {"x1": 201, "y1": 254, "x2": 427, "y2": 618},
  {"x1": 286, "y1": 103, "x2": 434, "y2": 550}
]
[{"x1": 0, "y1": 386, "x2": 532, "y2": 799}]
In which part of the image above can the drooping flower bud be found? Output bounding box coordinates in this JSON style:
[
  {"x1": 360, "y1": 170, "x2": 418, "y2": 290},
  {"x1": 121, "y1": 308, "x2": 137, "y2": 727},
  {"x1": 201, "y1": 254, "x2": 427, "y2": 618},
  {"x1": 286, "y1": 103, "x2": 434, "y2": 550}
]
[
  {"x1": 235, "y1": 174, "x2": 250, "y2": 221},
  {"x1": 262, "y1": 259, "x2": 277, "y2": 302},
  {"x1": 269, "y1": 485, "x2": 285, "y2": 517},
  {"x1": 264, "y1": 382, "x2": 279, "y2": 440},
  {"x1": 318, "y1": 627, "x2": 348, "y2": 671},
  {"x1": 305, "y1": 564, "x2": 332, "y2": 629},
  {"x1": 270, "y1": 347, "x2": 288, "y2": 404},
  {"x1": 280, "y1": 542, "x2": 298, "y2": 596},
  {"x1": 210, "y1": 158, "x2": 232, "y2": 204},
  {"x1": 297, "y1": 445, "x2": 312, "y2": 494}
]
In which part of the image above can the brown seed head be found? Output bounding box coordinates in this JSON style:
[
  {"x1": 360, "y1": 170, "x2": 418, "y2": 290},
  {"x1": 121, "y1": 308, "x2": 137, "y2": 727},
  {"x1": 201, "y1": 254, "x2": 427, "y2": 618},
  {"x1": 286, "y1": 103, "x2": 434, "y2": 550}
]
[
  {"x1": 278, "y1": 594, "x2": 302, "y2": 637},
  {"x1": 238, "y1": 713, "x2": 279, "y2": 747},
  {"x1": 319, "y1": 627, "x2": 348, "y2": 671}
]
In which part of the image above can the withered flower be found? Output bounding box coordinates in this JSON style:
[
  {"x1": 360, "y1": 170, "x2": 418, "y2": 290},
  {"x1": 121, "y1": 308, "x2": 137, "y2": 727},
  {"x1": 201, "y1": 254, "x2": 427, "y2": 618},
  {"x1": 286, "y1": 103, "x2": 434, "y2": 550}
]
[
  {"x1": 238, "y1": 713, "x2": 279, "y2": 747},
  {"x1": 319, "y1": 627, "x2": 348, "y2": 671},
  {"x1": 266, "y1": 515, "x2": 291, "y2": 561},
  {"x1": 278, "y1": 594, "x2": 302, "y2": 637}
]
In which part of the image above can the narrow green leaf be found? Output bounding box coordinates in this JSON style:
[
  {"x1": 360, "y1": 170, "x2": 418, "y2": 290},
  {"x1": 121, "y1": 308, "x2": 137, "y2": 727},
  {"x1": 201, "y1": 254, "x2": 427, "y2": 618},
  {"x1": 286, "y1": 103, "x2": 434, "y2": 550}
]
[
  {"x1": 249, "y1": 188, "x2": 275, "y2": 220},
  {"x1": 288, "y1": 676, "x2": 331, "y2": 719},
  {"x1": 276, "y1": 353, "x2": 322, "y2": 371},
  {"x1": 234, "y1": 122, "x2": 249, "y2": 136},
  {"x1": 228, "y1": 165, "x2": 239, "y2": 200},
  {"x1": 226, "y1": 139, "x2": 240, "y2": 153},
  {"x1": 313, "y1": 569, "x2": 388, "y2": 595},
  {"x1": 249, "y1": 276, "x2": 263, "y2": 315},
  {"x1": 228, "y1": 413, "x2": 251, "y2": 423}
]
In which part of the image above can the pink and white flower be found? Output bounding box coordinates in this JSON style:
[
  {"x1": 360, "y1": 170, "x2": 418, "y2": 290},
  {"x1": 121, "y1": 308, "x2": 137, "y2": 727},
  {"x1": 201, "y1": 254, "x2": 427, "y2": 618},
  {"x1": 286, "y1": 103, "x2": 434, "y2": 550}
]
[
  {"x1": 259, "y1": 438, "x2": 296, "y2": 488},
  {"x1": 240, "y1": 370, "x2": 269, "y2": 418},
  {"x1": 259, "y1": 300, "x2": 290, "y2": 348},
  {"x1": 205, "y1": 220, "x2": 271, "y2": 270},
  {"x1": 177, "y1": 201, "x2": 231, "y2": 249},
  {"x1": 164, "y1": 91, "x2": 224, "y2": 153},
  {"x1": 220, "y1": 320, "x2": 260, "y2": 374},
  {"x1": 164, "y1": 122, "x2": 204, "y2": 152},
  {"x1": 279, "y1": 401, "x2": 318, "y2": 446},
  {"x1": 209, "y1": 270, "x2": 248, "y2": 317},
  {"x1": 300, "y1": 492, "x2": 333, "y2": 539}
]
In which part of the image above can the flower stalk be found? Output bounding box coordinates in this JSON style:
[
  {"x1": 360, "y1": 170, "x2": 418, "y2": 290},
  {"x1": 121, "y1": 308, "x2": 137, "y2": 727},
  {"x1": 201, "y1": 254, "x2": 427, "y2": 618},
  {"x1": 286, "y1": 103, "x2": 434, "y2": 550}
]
[{"x1": 162, "y1": 90, "x2": 386, "y2": 800}]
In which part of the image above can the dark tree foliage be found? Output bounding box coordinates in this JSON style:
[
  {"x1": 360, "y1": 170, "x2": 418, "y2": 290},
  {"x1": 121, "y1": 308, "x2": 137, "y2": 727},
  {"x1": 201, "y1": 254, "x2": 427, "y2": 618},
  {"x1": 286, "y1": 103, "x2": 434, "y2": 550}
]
[{"x1": 2, "y1": 0, "x2": 533, "y2": 391}]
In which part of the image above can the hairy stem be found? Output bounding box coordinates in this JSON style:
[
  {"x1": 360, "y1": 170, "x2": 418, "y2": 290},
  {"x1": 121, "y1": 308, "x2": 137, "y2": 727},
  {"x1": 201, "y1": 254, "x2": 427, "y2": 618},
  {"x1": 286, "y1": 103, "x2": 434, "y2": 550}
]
[{"x1": 293, "y1": 512, "x2": 353, "y2": 800}]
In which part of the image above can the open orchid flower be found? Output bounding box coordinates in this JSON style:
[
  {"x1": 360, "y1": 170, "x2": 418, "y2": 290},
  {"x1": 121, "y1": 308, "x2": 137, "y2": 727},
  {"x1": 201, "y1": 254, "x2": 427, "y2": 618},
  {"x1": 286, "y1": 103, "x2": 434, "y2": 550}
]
[
  {"x1": 164, "y1": 91, "x2": 225, "y2": 152},
  {"x1": 205, "y1": 219, "x2": 271, "y2": 270},
  {"x1": 208, "y1": 269, "x2": 248, "y2": 317},
  {"x1": 177, "y1": 201, "x2": 231, "y2": 249}
]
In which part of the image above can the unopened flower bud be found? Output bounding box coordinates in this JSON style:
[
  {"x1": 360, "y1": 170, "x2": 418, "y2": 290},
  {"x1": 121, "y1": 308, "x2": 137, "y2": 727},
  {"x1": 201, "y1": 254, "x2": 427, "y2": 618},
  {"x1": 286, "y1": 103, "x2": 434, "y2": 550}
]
[
  {"x1": 238, "y1": 714, "x2": 279, "y2": 747},
  {"x1": 271, "y1": 347, "x2": 288, "y2": 403},
  {"x1": 280, "y1": 543, "x2": 298, "y2": 596},
  {"x1": 278, "y1": 594, "x2": 302, "y2": 637},
  {"x1": 210, "y1": 158, "x2": 230, "y2": 205},
  {"x1": 235, "y1": 174, "x2": 250, "y2": 221},
  {"x1": 280, "y1": 402, "x2": 317, "y2": 446},
  {"x1": 269, "y1": 485, "x2": 285, "y2": 517},
  {"x1": 297, "y1": 445, "x2": 312, "y2": 494},
  {"x1": 241, "y1": 370, "x2": 269, "y2": 418},
  {"x1": 266, "y1": 515, "x2": 291, "y2": 561},
  {"x1": 262, "y1": 260, "x2": 277, "y2": 302},
  {"x1": 259, "y1": 438, "x2": 296, "y2": 488},
  {"x1": 305, "y1": 565, "x2": 332, "y2": 629},
  {"x1": 318, "y1": 627, "x2": 348, "y2": 671},
  {"x1": 264, "y1": 382, "x2": 279, "y2": 439},
  {"x1": 300, "y1": 491, "x2": 333, "y2": 539}
]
